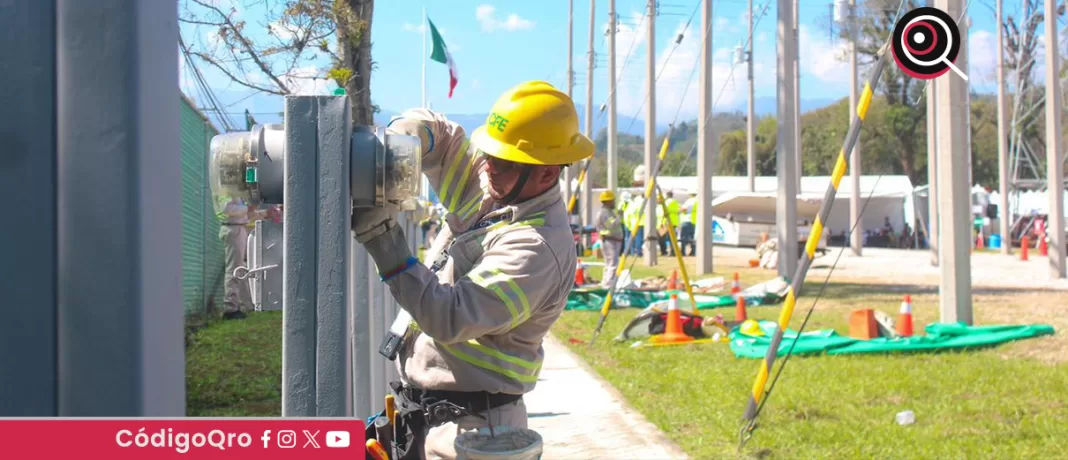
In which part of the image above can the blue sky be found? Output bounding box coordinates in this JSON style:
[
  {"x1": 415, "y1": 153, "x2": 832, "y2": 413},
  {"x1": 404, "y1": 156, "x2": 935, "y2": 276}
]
[{"x1": 179, "y1": 1, "x2": 1058, "y2": 130}]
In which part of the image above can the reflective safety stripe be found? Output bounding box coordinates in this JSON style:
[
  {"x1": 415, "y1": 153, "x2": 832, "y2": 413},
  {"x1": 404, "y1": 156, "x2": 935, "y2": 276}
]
[
  {"x1": 439, "y1": 139, "x2": 472, "y2": 213},
  {"x1": 440, "y1": 340, "x2": 542, "y2": 384},
  {"x1": 466, "y1": 265, "x2": 533, "y2": 328},
  {"x1": 457, "y1": 192, "x2": 484, "y2": 221}
]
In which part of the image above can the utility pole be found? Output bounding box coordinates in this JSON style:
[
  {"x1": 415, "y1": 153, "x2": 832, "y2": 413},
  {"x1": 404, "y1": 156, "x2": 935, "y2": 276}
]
[
  {"x1": 927, "y1": 80, "x2": 939, "y2": 265},
  {"x1": 697, "y1": 0, "x2": 713, "y2": 274},
  {"x1": 747, "y1": 0, "x2": 755, "y2": 192},
  {"x1": 848, "y1": 0, "x2": 862, "y2": 257},
  {"x1": 934, "y1": 0, "x2": 973, "y2": 324},
  {"x1": 582, "y1": 0, "x2": 595, "y2": 237},
  {"x1": 645, "y1": 0, "x2": 658, "y2": 266},
  {"x1": 996, "y1": 0, "x2": 1010, "y2": 255},
  {"x1": 565, "y1": 0, "x2": 574, "y2": 217},
  {"x1": 608, "y1": 0, "x2": 618, "y2": 193},
  {"x1": 1044, "y1": 0, "x2": 1065, "y2": 278},
  {"x1": 926, "y1": 0, "x2": 939, "y2": 266},
  {"x1": 776, "y1": 0, "x2": 798, "y2": 277},
  {"x1": 793, "y1": 0, "x2": 802, "y2": 190}
]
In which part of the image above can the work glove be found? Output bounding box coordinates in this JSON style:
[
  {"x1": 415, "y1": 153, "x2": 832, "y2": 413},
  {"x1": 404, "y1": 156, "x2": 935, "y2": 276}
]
[
  {"x1": 352, "y1": 203, "x2": 400, "y2": 244},
  {"x1": 361, "y1": 221, "x2": 416, "y2": 281}
]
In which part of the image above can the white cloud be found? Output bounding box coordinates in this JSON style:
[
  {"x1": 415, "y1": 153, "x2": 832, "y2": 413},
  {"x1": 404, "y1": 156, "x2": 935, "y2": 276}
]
[
  {"x1": 471, "y1": 79, "x2": 482, "y2": 90},
  {"x1": 613, "y1": 18, "x2": 776, "y2": 122},
  {"x1": 798, "y1": 24, "x2": 851, "y2": 85},
  {"x1": 966, "y1": 29, "x2": 996, "y2": 85},
  {"x1": 475, "y1": 5, "x2": 535, "y2": 32},
  {"x1": 401, "y1": 22, "x2": 426, "y2": 33},
  {"x1": 284, "y1": 66, "x2": 337, "y2": 95},
  {"x1": 268, "y1": 19, "x2": 298, "y2": 41}
]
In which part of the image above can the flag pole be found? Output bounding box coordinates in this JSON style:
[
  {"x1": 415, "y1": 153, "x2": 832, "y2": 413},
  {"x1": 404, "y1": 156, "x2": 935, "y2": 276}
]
[
  {"x1": 421, "y1": 6, "x2": 428, "y2": 108},
  {"x1": 420, "y1": 7, "x2": 431, "y2": 202}
]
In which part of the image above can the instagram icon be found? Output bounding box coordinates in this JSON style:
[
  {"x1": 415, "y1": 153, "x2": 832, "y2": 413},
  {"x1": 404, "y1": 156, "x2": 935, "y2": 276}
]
[{"x1": 276, "y1": 430, "x2": 297, "y2": 449}]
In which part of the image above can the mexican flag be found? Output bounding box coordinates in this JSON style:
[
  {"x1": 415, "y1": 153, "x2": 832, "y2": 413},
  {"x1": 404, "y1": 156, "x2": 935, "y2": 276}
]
[{"x1": 428, "y1": 18, "x2": 458, "y2": 98}]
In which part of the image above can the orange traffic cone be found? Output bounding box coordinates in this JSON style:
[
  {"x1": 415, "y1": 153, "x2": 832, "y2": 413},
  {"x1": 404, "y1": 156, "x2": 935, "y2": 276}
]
[
  {"x1": 975, "y1": 233, "x2": 984, "y2": 250},
  {"x1": 735, "y1": 295, "x2": 748, "y2": 322},
  {"x1": 730, "y1": 272, "x2": 741, "y2": 295},
  {"x1": 650, "y1": 294, "x2": 694, "y2": 344},
  {"x1": 1021, "y1": 236, "x2": 1030, "y2": 261},
  {"x1": 896, "y1": 295, "x2": 914, "y2": 337},
  {"x1": 575, "y1": 264, "x2": 585, "y2": 287},
  {"x1": 1039, "y1": 234, "x2": 1048, "y2": 256},
  {"x1": 667, "y1": 269, "x2": 679, "y2": 290}
]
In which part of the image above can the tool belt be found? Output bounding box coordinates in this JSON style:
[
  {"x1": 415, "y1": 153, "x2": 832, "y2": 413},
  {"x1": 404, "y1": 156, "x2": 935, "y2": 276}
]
[{"x1": 365, "y1": 381, "x2": 524, "y2": 460}]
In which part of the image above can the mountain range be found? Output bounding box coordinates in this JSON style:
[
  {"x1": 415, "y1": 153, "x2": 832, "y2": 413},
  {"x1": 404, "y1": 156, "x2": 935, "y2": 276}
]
[{"x1": 374, "y1": 97, "x2": 839, "y2": 137}]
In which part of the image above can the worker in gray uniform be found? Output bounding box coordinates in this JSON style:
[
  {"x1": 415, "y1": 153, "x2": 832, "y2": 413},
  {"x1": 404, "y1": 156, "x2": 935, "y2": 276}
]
[
  {"x1": 216, "y1": 196, "x2": 268, "y2": 320},
  {"x1": 596, "y1": 190, "x2": 624, "y2": 288},
  {"x1": 351, "y1": 81, "x2": 594, "y2": 459}
]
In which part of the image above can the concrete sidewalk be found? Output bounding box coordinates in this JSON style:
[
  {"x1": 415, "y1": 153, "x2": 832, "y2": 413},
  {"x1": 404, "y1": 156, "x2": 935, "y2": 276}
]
[{"x1": 525, "y1": 335, "x2": 689, "y2": 459}]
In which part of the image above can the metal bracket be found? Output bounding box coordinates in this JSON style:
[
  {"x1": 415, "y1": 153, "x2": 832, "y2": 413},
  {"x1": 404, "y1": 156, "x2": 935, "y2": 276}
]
[{"x1": 233, "y1": 264, "x2": 279, "y2": 281}]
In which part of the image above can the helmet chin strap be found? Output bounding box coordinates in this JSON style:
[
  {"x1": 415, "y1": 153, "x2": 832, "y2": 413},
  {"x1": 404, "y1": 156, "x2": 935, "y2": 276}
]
[{"x1": 499, "y1": 165, "x2": 535, "y2": 205}]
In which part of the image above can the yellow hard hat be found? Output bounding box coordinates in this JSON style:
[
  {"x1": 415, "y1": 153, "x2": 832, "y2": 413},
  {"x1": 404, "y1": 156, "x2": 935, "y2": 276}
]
[
  {"x1": 599, "y1": 190, "x2": 615, "y2": 202},
  {"x1": 740, "y1": 319, "x2": 764, "y2": 337},
  {"x1": 470, "y1": 81, "x2": 595, "y2": 166}
]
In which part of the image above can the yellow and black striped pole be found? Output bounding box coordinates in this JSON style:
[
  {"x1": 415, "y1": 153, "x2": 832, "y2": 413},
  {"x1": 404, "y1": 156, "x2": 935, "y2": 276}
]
[
  {"x1": 567, "y1": 161, "x2": 592, "y2": 214},
  {"x1": 738, "y1": 43, "x2": 891, "y2": 446},
  {"x1": 589, "y1": 127, "x2": 674, "y2": 344}
]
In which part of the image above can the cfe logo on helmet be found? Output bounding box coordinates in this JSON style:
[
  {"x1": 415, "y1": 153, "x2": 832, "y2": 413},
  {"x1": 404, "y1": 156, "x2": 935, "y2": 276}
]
[{"x1": 485, "y1": 112, "x2": 510, "y2": 133}]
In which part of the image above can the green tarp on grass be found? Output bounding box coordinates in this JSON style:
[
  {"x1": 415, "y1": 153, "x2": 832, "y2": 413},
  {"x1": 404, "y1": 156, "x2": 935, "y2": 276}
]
[
  {"x1": 566, "y1": 287, "x2": 780, "y2": 311},
  {"x1": 729, "y1": 321, "x2": 1056, "y2": 359}
]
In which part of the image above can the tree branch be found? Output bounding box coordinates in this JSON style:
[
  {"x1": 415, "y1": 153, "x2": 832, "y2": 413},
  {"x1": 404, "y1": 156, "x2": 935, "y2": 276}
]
[
  {"x1": 190, "y1": 0, "x2": 292, "y2": 93},
  {"x1": 191, "y1": 51, "x2": 288, "y2": 95}
]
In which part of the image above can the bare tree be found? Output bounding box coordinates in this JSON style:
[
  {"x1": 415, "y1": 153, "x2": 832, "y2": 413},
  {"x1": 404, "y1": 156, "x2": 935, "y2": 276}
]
[{"x1": 180, "y1": 0, "x2": 377, "y2": 125}]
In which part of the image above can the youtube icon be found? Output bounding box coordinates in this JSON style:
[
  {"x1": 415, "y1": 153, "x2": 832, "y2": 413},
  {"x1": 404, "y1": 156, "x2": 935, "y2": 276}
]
[{"x1": 326, "y1": 430, "x2": 350, "y2": 448}]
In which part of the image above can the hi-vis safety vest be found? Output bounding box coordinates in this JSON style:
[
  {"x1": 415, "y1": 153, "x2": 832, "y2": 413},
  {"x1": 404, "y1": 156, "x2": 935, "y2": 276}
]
[
  {"x1": 385, "y1": 108, "x2": 577, "y2": 395},
  {"x1": 688, "y1": 198, "x2": 698, "y2": 223},
  {"x1": 597, "y1": 207, "x2": 623, "y2": 238},
  {"x1": 665, "y1": 198, "x2": 681, "y2": 227}
]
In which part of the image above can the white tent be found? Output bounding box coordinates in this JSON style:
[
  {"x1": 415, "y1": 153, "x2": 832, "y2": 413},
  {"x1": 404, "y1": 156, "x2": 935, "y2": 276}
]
[{"x1": 592, "y1": 175, "x2": 916, "y2": 236}]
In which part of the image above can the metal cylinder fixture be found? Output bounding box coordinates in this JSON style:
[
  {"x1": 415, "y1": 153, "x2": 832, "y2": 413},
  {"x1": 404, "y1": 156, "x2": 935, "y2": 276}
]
[{"x1": 210, "y1": 121, "x2": 422, "y2": 210}]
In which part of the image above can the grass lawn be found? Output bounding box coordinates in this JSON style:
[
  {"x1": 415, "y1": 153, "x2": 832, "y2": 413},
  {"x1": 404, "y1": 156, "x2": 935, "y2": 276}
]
[
  {"x1": 185, "y1": 251, "x2": 1067, "y2": 458},
  {"x1": 555, "y1": 257, "x2": 1068, "y2": 459}
]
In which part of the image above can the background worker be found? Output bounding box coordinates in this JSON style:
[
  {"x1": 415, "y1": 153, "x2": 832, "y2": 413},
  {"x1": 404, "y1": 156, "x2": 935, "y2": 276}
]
[
  {"x1": 215, "y1": 196, "x2": 276, "y2": 320},
  {"x1": 624, "y1": 194, "x2": 645, "y2": 257},
  {"x1": 657, "y1": 191, "x2": 681, "y2": 256},
  {"x1": 350, "y1": 81, "x2": 594, "y2": 459},
  {"x1": 617, "y1": 191, "x2": 632, "y2": 247},
  {"x1": 596, "y1": 190, "x2": 624, "y2": 288},
  {"x1": 679, "y1": 192, "x2": 697, "y2": 256}
]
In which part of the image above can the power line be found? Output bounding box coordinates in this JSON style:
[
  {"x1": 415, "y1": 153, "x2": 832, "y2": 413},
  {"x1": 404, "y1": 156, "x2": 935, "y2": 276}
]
[{"x1": 622, "y1": 0, "x2": 702, "y2": 134}]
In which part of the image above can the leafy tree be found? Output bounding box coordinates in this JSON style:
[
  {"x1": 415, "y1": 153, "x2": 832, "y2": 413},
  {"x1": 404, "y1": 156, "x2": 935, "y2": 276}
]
[{"x1": 179, "y1": 0, "x2": 378, "y2": 124}]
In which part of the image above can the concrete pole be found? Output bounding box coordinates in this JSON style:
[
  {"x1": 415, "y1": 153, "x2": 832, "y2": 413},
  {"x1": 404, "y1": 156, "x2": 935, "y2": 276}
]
[
  {"x1": 582, "y1": 0, "x2": 596, "y2": 232},
  {"x1": 996, "y1": 0, "x2": 1011, "y2": 255},
  {"x1": 934, "y1": 0, "x2": 973, "y2": 324},
  {"x1": 645, "y1": 0, "x2": 658, "y2": 266},
  {"x1": 282, "y1": 96, "x2": 354, "y2": 416},
  {"x1": 747, "y1": 0, "x2": 756, "y2": 192},
  {"x1": 776, "y1": 0, "x2": 798, "y2": 277},
  {"x1": 927, "y1": 84, "x2": 939, "y2": 266},
  {"x1": 696, "y1": 0, "x2": 714, "y2": 274},
  {"x1": 1044, "y1": 0, "x2": 1065, "y2": 278},
  {"x1": 0, "y1": 0, "x2": 184, "y2": 415},
  {"x1": 848, "y1": 0, "x2": 863, "y2": 256},
  {"x1": 565, "y1": 0, "x2": 574, "y2": 216},
  {"x1": 793, "y1": 0, "x2": 802, "y2": 190},
  {"x1": 608, "y1": 0, "x2": 618, "y2": 192}
]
